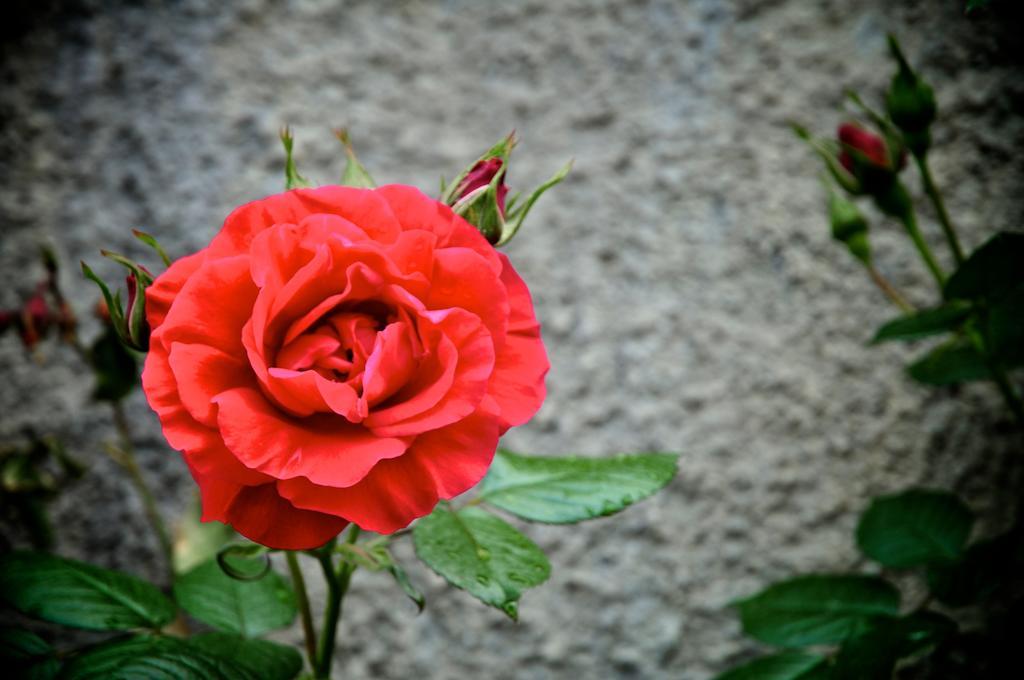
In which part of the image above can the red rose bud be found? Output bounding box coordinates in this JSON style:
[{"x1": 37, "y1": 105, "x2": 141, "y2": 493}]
[
  {"x1": 81, "y1": 250, "x2": 155, "y2": 352},
  {"x1": 838, "y1": 123, "x2": 891, "y2": 172},
  {"x1": 445, "y1": 133, "x2": 571, "y2": 246},
  {"x1": 18, "y1": 291, "x2": 51, "y2": 349},
  {"x1": 456, "y1": 158, "x2": 508, "y2": 217}
]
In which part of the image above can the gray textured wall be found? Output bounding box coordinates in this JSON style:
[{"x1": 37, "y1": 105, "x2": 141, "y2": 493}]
[{"x1": 2, "y1": 1, "x2": 1022, "y2": 678}]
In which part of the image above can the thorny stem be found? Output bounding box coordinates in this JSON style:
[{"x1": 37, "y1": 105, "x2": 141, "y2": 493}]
[
  {"x1": 110, "y1": 400, "x2": 174, "y2": 585},
  {"x1": 315, "y1": 526, "x2": 361, "y2": 679},
  {"x1": 899, "y1": 206, "x2": 946, "y2": 291},
  {"x1": 866, "y1": 264, "x2": 913, "y2": 312},
  {"x1": 914, "y1": 153, "x2": 964, "y2": 265},
  {"x1": 286, "y1": 551, "x2": 318, "y2": 671}
]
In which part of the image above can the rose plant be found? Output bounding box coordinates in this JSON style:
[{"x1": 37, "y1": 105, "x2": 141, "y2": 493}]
[{"x1": 0, "y1": 131, "x2": 677, "y2": 680}]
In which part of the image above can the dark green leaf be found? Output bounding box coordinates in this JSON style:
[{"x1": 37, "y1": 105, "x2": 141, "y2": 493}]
[
  {"x1": 944, "y1": 231, "x2": 1024, "y2": 301},
  {"x1": 173, "y1": 557, "x2": 296, "y2": 637},
  {"x1": 856, "y1": 489, "x2": 974, "y2": 568},
  {"x1": 714, "y1": 651, "x2": 828, "y2": 680},
  {"x1": 189, "y1": 633, "x2": 303, "y2": 680},
  {"x1": 927, "y1": 528, "x2": 1024, "y2": 606},
  {"x1": 89, "y1": 326, "x2": 138, "y2": 401},
  {"x1": 60, "y1": 634, "x2": 299, "y2": 680},
  {"x1": 833, "y1": 612, "x2": 956, "y2": 679},
  {"x1": 387, "y1": 563, "x2": 425, "y2": 613},
  {"x1": 907, "y1": 339, "x2": 989, "y2": 385},
  {"x1": 965, "y1": 0, "x2": 993, "y2": 14},
  {"x1": 0, "y1": 552, "x2": 176, "y2": 631},
  {"x1": 479, "y1": 450, "x2": 678, "y2": 524},
  {"x1": 985, "y1": 284, "x2": 1024, "y2": 368},
  {"x1": 0, "y1": 627, "x2": 60, "y2": 680},
  {"x1": 871, "y1": 303, "x2": 972, "y2": 343},
  {"x1": 735, "y1": 574, "x2": 900, "y2": 647},
  {"x1": 413, "y1": 505, "x2": 550, "y2": 620}
]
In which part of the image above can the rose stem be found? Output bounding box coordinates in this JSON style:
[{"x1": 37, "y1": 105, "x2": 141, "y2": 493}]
[
  {"x1": 865, "y1": 264, "x2": 913, "y2": 312},
  {"x1": 286, "y1": 551, "x2": 318, "y2": 670},
  {"x1": 914, "y1": 153, "x2": 964, "y2": 265},
  {"x1": 315, "y1": 525, "x2": 361, "y2": 679},
  {"x1": 111, "y1": 399, "x2": 174, "y2": 584},
  {"x1": 898, "y1": 205, "x2": 945, "y2": 290}
]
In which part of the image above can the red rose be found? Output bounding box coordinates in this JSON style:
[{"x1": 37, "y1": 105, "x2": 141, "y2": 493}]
[{"x1": 142, "y1": 185, "x2": 548, "y2": 549}]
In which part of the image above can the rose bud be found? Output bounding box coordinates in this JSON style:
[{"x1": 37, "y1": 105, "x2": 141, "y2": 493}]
[
  {"x1": 886, "y1": 36, "x2": 936, "y2": 156},
  {"x1": 827, "y1": 189, "x2": 871, "y2": 265},
  {"x1": 18, "y1": 290, "x2": 51, "y2": 349},
  {"x1": 837, "y1": 122, "x2": 907, "y2": 197},
  {"x1": 456, "y1": 158, "x2": 509, "y2": 217},
  {"x1": 81, "y1": 252, "x2": 155, "y2": 352},
  {"x1": 444, "y1": 133, "x2": 571, "y2": 246}
]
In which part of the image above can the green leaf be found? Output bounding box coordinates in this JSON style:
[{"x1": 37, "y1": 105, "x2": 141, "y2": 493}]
[
  {"x1": 479, "y1": 450, "x2": 678, "y2": 524},
  {"x1": 189, "y1": 633, "x2": 303, "y2": 680},
  {"x1": 944, "y1": 231, "x2": 1024, "y2": 301},
  {"x1": 985, "y1": 283, "x2": 1024, "y2": 368},
  {"x1": 413, "y1": 505, "x2": 550, "y2": 620},
  {"x1": 927, "y1": 527, "x2": 1024, "y2": 606},
  {"x1": 871, "y1": 302, "x2": 972, "y2": 343},
  {"x1": 0, "y1": 627, "x2": 61, "y2": 680},
  {"x1": 966, "y1": 0, "x2": 993, "y2": 14},
  {"x1": 60, "y1": 634, "x2": 300, "y2": 680},
  {"x1": 907, "y1": 338, "x2": 990, "y2": 385},
  {"x1": 89, "y1": 326, "x2": 139, "y2": 401},
  {"x1": 832, "y1": 612, "x2": 956, "y2": 679},
  {"x1": 856, "y1": 489, "x2": 974, "y2": 569},
  {"x1": 714, "y1": 651, "x2": 828, "y2": 680},
  {"x1": 735, "y1": 574, "x2": 900, "y2": 647},
  {"x1": 172, "y1": 557, "x2": 296, "y2": 636},
  {"x1": 0, "y1": 552, "x2": 176, "y2": 631}
]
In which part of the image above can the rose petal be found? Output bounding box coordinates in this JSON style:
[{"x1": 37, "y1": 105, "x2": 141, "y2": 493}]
[
  {"x1": 279, "y1": 399, "x2": 500, "y2": 533},
  {"x1": 213, "y1": 387, "x2": 411, "y2": 486},
  {"x1": 145, "y1": 251, "x2": 205, "y2": 332},
  {"x1": 195, "y1": 473, "x2": 347, "y2": 550},
  {"x1": 154, "y1": 255, "x2": 255, "y2": 356},
  {"x1": 486, "y1": 254, "x2": 549, "y2": 430},
  {"x1": 167, "y1": 342, "x2": 254, "y2": 427}
]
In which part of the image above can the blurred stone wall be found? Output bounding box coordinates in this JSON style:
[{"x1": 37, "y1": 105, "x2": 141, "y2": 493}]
[{"x1": 1, "y1": 1, "x2": 1022, "y2": 677}]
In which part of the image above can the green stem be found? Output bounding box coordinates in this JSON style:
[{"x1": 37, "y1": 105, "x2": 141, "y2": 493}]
[
  {"x1": 286, "y1": 552, "x2": 317, "y2": 672},
  {"x1": 110, "y1": 400, "x2": 174, "y2": 584},
  {"x1": 914, "y1": 153, "x2": 964, "y2": 265},
  {"x1": 899, "y1": 206, "x2": 946, "y2": 290},
  {"x1": 314, "y1": 526, "x2": 361, "y2": 679},
  {"x1": 865, "y1": 263, "x2": 913, "y2": 312}
]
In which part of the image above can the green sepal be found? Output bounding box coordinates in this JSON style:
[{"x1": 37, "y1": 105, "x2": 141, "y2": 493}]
[
  {"x1": 387, "y1": 563, "x2": 426, "y2": 613},
  {"x1": 132, "y1": 229, "x2": 172, "y2": 267},
  {"x1": 279, "y1": 126, "x2": 313, "y2": 190},
  {"x1": 496, "y1": 158, "x2": 572, "y2": 246},
  {"x1": 334, "y1": 128, "x2": 376, "y2": 188},
  {"x1": 792, "y1": 124, "x2": 861, "y2": 195}
]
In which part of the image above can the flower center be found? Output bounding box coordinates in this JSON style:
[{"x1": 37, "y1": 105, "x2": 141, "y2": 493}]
[{"x1": 276, "y1": 302, "x2": 393, "y2": 386}]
